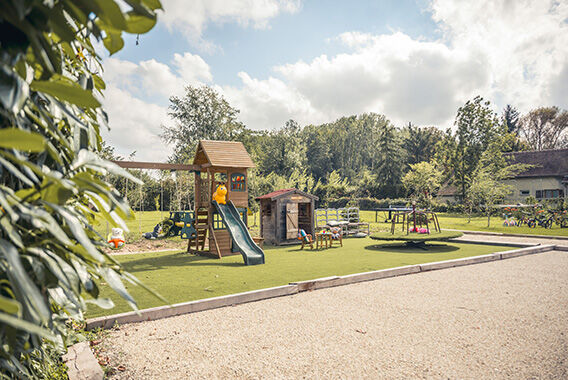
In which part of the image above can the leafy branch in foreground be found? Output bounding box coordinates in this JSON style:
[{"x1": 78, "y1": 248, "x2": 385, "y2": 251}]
[{"x1": 0, "y1": 0, "x2": 162, "y2": 377}]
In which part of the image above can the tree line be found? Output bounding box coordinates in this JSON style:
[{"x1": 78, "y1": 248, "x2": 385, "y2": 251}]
[{"x1": 148, "y1": 86, "x2": 567, "y2": 211}]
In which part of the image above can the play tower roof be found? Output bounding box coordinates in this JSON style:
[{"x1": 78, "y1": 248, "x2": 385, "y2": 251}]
[{"x1": 193, "y1": 140, "x2": 256, "y2": 169}]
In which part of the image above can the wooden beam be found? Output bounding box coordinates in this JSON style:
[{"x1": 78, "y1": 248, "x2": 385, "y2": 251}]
[{"x1": 112, "y1": 160, "x2": 201, "y2": 171}]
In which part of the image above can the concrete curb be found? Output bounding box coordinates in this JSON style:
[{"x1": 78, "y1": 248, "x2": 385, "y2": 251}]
[
  {"x1": 62, "y1": 341, "x2": 103, "y2": 380},
  {"x1": 446, "y1": 228, "x2": 568, "y2": 241},
  {"x1": 87, "y1": 285, "x2": 297, "y2": 330},
  {"x1": 86, "y1": 244, "x2": 560, "y2": 330},
  {"x1": 455, "y1": 239, "x2": 537, "y2": 248}
]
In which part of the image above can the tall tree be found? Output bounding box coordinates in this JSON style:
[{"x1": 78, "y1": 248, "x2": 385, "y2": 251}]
[
  {"x1": 519, "y1": 106, "x2": 568, "y2": 150},
  {"x1": 452, "y1": 96, "x2": 502, "y2": 199},
  {"x1": 402, "y1": 123, "x2": 444, "y2": 166},
  {"x1": 0, "y1": 0, "x2": 161, "y2": 376},
  {"x1": 162, "y1": 85, "x2": 246, "y2": 163},
  {"x1": 374, "y1": 121, "x2": 404, "y2": 198},
  {"x1": 502, "y1": 104, "x2": 520, "y2": 133},
  {"x1": 256, "y1": 120, "x2": 306, "y2": 177},
  {"x1": 402, "y1": 161, "x2": 442, "y2": 208}
]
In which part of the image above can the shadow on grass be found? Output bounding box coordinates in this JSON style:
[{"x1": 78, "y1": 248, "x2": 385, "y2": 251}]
[
  {"x1": 364, "y1": 243, "x2": 459, "y2": 254},
  {"x1": 120, "y1": 252, "x2": 247, "y2": 272}
]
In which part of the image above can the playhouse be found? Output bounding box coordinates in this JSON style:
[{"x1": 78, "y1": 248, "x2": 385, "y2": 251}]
[
  {"x1": 114, "y1": 140, "x2": 264, "y2": 265},
  {"x1": 256, "y1": 188, "x2": 318, "y2": 245}
]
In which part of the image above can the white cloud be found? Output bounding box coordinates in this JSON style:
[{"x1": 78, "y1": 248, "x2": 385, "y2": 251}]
[
  {"x1": 101, "y1": 86, "x2": 171, "y2": 162},
  {"x1": 101, "y1": 52, "x2": 213, "y2": 161},
  {"x1": 159, "y1": 0, "x2": 301, "y2": 51},
  {"x1": 220, "y1": 0, "x2": 568, "y2": 130}
]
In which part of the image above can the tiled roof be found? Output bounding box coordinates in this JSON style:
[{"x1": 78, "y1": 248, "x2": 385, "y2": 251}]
[{"x1": 505, "y1": 148, "x2": 568, "y2": 178}]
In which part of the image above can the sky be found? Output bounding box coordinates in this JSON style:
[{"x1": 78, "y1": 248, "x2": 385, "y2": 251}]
[{"x1": 100, "y1": 0, "x2": 568, "y2": 162}]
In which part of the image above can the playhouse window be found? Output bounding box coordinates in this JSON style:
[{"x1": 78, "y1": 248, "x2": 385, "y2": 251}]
[{"x1": 231, "y1": 173, "x2": 246, "y2": 191}]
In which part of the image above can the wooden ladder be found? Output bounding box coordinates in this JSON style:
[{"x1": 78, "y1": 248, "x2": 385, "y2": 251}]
[{"x1": 189, "y1": 208, "x2": 209, "y2": 252}]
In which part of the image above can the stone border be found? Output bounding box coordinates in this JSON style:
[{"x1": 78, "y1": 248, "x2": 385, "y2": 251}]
[
  {"x1": 63, "y1": 341, "x2": 103, "y2": 380},
  {"x1": 446, "y1": 228, "x2": 568, "y2": 241},
  {"x1": 86, "y1": 243, "x2": 557, "y2": 330}
]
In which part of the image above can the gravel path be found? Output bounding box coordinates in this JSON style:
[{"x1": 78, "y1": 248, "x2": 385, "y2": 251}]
[
  {"x1": 101, "y1": 249, "x2": 568, "y2": 379},
  {"x1": 455, "y1": 231, "x2": 568, "y2": 247}
]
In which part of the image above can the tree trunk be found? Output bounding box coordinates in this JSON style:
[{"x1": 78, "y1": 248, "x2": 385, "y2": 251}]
[{"x1": 487, "y1": 210, "x2": 491, "y2": 227}]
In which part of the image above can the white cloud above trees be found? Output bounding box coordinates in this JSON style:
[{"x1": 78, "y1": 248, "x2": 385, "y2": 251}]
[{"x1": 102, "y1": 0, "x2": 568, "y2": 160}]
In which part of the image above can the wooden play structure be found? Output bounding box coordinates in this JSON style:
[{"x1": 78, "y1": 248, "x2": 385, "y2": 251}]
[
  {"x1": 390, "y1": 203, "x2": 441, "y2": 235},
  {"x1": 113, "y1": 140, "x2": 264, "y2": 265},
  {"x1": 256, "y1": 189, "x2": 318, "y2": 245}
]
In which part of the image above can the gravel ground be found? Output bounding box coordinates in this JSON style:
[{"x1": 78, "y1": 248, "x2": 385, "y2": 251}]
[
  {"x1": 100, "y1": 247, "x2": 568, "y2": 379},
  {"x1": 455, "y1": 232, "x2": 568, "y2": 247}
]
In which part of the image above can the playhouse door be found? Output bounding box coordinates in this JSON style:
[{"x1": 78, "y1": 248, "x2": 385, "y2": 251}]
[{"x1": 286, "y1": 203, "x2": 299, "y2": 239}]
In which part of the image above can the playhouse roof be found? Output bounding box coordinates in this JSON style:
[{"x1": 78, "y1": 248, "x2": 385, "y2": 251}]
[
  {"x1": 256, "y1": 188, "x2": 319, "y2": 201},
  {"x1": 193, "y1": 140, "x2": 255, "y2": 168}
]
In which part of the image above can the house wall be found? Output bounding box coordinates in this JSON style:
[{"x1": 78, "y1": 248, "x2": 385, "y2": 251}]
[{"x1": 503, "y1": 176, "x2": 566, "y2": 202}]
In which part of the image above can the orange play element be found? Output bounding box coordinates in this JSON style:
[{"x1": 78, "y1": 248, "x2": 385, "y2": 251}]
[
  {"x1": 212, "y1": 184, "x2": 227, "y2": 205},
  {"x1": 107, "y1": 228, "x2": 125, "y2": 249},
  {"x1": 108, "y1": 237, "x2": 125, "y2": 249}
]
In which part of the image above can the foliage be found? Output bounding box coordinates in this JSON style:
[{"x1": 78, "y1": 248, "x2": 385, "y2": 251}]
[
  {"x1": 402, "y1": 162, "x2": 442, "y2": 208},
  {"x1": 465, "y1": 140, "x2": 532, "y2": 226},
  {"x1": 162, "y1": 85, "x2": 246, "y2": 163},
  {"x1": 451, "y1": 96, "x2": 502, "y2": 199},
  {"x1": 503, "y1": 104, "x2": 520, "y2": 133},
  {"x1": 0, "y1": 0, "x2": 161, "y2": 377},
  {"x1": 374, "y1": 120, "x2": 404, "y2": 198},
  {"x1": 519, "y1": 106, "x2": 568, "y2": 150},
  {"x1": 401, "y1": 123, "x2": 443, "y2": 166}
]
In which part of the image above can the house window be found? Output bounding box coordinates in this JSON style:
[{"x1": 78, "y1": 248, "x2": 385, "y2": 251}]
[
  {"x1": 231, "y1": 173, "x2": 246, "y2": 192},
  {"x1": 536, "y1": 189, "x2": 564, "y2": 199},
  {"x1": 520, "y1": 190, "x2": 530, "y2": 196}
]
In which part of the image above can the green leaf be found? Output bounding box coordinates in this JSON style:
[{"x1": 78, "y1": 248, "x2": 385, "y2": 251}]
[
  {"x1": 0, "y1": 312, "x2": 56, "y2": 342},
  {"x1": 85, "y1": 297, "x2": 114, "y2": 309},
  {"x1": 0, "y1": 296, "x2": 21, "y2": 315},
  {"x1": 103, "y1": 31, "x2": 124, "y2": 55},
  {"x1": 40, "y1": 177, "x2": 75, "y2": 205},
  {"x1": 0, "y1": 239, "x2": 52, "y2": 324},
  {"x1": 0, "y1": 128, "x2": 45, "y2": 152},
  {"x1": 94, "y1": 0, "x2": 127, "y2": 30},
  {"x1": 142, "y1": 0, "x2": 163, "y2": 10},
  {"x1": 124, "y1": 11, "x2": 157, "y2": 34},
  {"x1": 30, "y1": 79, "x2": 101, "y2": 109},
  {"x1": 0, "y1": 65, "x2": 29, "y2": 114},
  {"x1": 48, "y1": 204, "x2": 105, "y2": 264},
  {"x1": 99, "y1": 267, "x2": 137, "y2": 310}
]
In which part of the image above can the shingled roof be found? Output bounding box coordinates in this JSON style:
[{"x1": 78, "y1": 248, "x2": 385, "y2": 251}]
[
  {"x1": 193, "y1": 140, "x2": 255, "y2": 168},
  {"x1": 505, "y1": 148, "x2": 568, "y2": 178},
  {"x1": 256, "y1": 188, "x2": 318, "y2": 201}
]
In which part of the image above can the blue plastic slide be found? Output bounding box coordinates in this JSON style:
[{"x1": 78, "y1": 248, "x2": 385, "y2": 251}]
[{"x1": 212, "y1": 201, "x2": 265, "y2": 265}]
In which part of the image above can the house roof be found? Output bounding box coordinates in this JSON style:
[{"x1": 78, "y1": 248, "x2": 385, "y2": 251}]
[
  {"x1": 256, "y1": 188, "x2": 319, "y2": 201},
  {"x1": 193, "y1": 140, "x2": 255, "y2": 168},
  {"x1": 505, "y1": 148, "x2": 568, "y2": 178}
]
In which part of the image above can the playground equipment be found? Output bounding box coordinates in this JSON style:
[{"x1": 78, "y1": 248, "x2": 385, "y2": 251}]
[
  {"x1": 107, "y1": 228, "x2": 125, "y2": 249},
  {"x1": 315, "y1": 207, "x2": 370, "y2": 236},
  {"x1": 256, "y1": 188, "x2": 319, "y2": 245},
  {"x1": 114, "y1": 140, "x2": 264, "y2": 265},
  {"x1": 390, "y1": 203, "x2": 440, "y2": 235},
  {"x1": 370, "y1": 202, "x2": 453, "y2": 249}
]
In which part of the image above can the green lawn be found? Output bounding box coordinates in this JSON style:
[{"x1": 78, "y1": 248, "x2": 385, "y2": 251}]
[
  {"x1": 358, "y1": 210, "x2": 568, "y2": 237},
  {"x1": 87, "y1": 237, "x2": 510, "y2": 318}
]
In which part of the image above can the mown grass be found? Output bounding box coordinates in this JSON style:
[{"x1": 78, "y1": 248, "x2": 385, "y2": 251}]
[
  {"x1": 87, "y1": 237, "x2": 510, "y2": 318},
  {"x1": 359, "y1": 210, "x2": 568, "y2": 236}
]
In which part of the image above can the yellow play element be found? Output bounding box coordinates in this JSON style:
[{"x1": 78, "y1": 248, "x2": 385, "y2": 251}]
[{"x1": 212, "y1": 184, "x2": 227, "y2": 205}]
